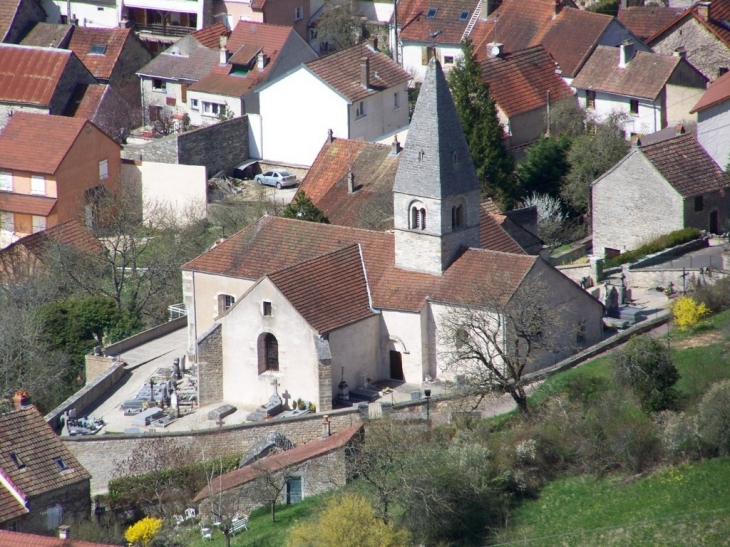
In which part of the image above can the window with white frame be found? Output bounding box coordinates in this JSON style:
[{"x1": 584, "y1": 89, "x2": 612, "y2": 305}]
[
  {"x1": 44, "y1": 504, "x2": 63, "y2": 531},
  {"x1": 0, "y1": 172, "x2": 11, "y2": 192},
  {"x1": 98, "y1": 159, "x2": 109, "y2": 180},
  {"x1": 32, "y1": 215, "x2": 46, "y2": 234},
  {"x1": 295, "y1": 6, "x2": 303, "y2": 20},
  {"x1": 217, "y1": 294, "x2": 235, "y2": 315},
  {"x1": 190, "y1": 98, "x2": 199, "y2": 110},
  {"x1": 394, "y1": 92, "x2": 400, "y2": 109},
  {"x1": 152, "y1": 79, "x2": 166, "y2": 93},
  {"x1": 31, "y1": 176, "x2": 45, "y2": 195},
  {"x1": 356, "y1": 101, "x2": 365, "y2": 117},
  {"x1": 202, "y1": 102, "x2": 224, "y2": 117}
]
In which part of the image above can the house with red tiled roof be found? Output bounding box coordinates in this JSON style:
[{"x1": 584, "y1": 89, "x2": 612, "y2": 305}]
[
  {"x1": 258, "y1": 42, "x2": 410, "y2": 165},
  {"x1": 0, "y1": 529, "x2": 116, "y2": 547},
  {"x1": 479, "y1": 44, "x2": 574, "y2": 150},
  {"x1": 571, "y1": 42, "x2": 707, "y2": 137},
  {"x1": 184, "y1": 59, "x2": 602, "y2": 413},
  {"x1": 592, "y1": 132, "x2": 730, "y2": 256},
  {"x1": 186, "y1": 21, "x2": 316, "y2": 125},
  {"x1": 0, "y1": 113, "x2": 121, "y2": 249},
  {"x1": 0, "y1": 44, "x2": 97, "y2": 129},
  {"x1": 0, "y1": 0, "x2": 45, "y2": 44},
  {"x1": 0, "y1": 406, "x2": 91, "y2": 534},
  {"x1": 617, "y1": 5, "x2": 684, "y2": 42},
  {"x1": 648, "y1": 0, "x2": 730, "y2": 82},
  {"x1": 214, "y1": 0, "x2": 310, "y2": 42},
  {"x1": 193, "y1": 423, "x2": 362, "y2": 512},
  {"x1": 691, "y1": 69, "x2": 730, "y2": 169}
]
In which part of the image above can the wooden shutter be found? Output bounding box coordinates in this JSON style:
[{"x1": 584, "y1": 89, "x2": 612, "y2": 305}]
[
  {"x1": 181, "y1": 83, "x2": 187, "y2": 102},
  {"x1": 422, "y1": 47, "x2": 428, "y2": 65}
]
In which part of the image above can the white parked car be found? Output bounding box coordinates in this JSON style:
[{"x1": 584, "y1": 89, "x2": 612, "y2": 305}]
[{"x1": 254, "y1": 170, "x2": 298, "y2": 189}]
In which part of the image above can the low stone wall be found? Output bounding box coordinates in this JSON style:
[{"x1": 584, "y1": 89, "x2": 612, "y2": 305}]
[
  {"x1": 103, "y1": 317, "x2": 187, "y2": 357},
  {"x1": 86, "y1": 355, "x2": 114, "y2": 384},
  {"x1": 46, "y1": 361, "x2": 127, "y2": 431},
  {"x1": 630, "y1": 238, "x2": 709, "y2": 269},
  {"x1": 557, "y1": 263, "x2": 592, "y2": 285},
  {"x1": 627, "y1": 268, "x2": 728, "y2": 289}
]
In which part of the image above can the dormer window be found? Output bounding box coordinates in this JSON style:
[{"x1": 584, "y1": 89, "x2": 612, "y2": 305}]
[
  {"x1": 426, "y1": 8, "x2": 438, "y2": 18},
  {"x1": 53, "y1": 457, "x2": 68, "y2": 471},
  {"x1": 459, "y1": 10, "x2": 470, "y2": 21},
  {"x1": 89, "y1": 44, "x2": 107, "y2": 55},
  {"x1": 9, "y1": 452, "x2": 25, "y2": 470}
]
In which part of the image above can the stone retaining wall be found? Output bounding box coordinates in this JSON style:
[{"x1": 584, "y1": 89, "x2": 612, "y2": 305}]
[{"x1": 104, "y1": 317, "x2": 187, "y2": 357}]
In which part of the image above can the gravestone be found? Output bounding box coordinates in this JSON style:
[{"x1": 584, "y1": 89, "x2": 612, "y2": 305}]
[{"x1": 246, "y1": 379, "x2": 283, "y2": 422}]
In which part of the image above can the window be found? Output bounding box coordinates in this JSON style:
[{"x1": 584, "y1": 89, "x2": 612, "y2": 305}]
[
  {"x1": 32, "y1": 216, "x2": 46, "y2": 234},
  {"x1": 98, "y1": 159, "x2": 109, "y2": 180},
  {"x1": 426, "y1": 7, "x2": 438, "y2": 18},
  {"x1": 310, "y1": 28, "x2": 317, "y2": 40},
  {"x1": 410, "y1": 204, "x2": 427, "y2": 230},
  {"x1": 258, "y1": 333, "x2": 279, "y2": 373},
  {"x1": 629, "y1": 99, "x2": 639, "y2": 115},
  {"x1": 31, "y1": 176, "x2": 45, "y2": 195},
  {"x1": 421, "y1": 46, "x2": 436, "y2": 65},
  {"x1": 452, "y1": 150, "x2": 458, "y2": 167},
  {"x1": 455, "y1": 328, "x2": 469, "y2": 349},
  {"x1": 9, "y1": 452, "x2": 25, "y2": 470},
  {"x1": 418, "y1": 150, "x2": 425, "y2": 162},
  {"x1": 576, "y1": 320, "x2": 586, "y2": 344},
  {"x1": 53, "y1": 457, "x2": 68, "y2": 471},
  {"x1": 286, "y1": 476, "x2": 303, "y2": 504},
  {"x1": 89, "y1": 44, "x2": 107, "y2": 55},
  {"x1": 443, "y1": 55, "x2": 454, "y2": 64},
  {"x1": 295, "y1": 6, "x2": 303, "y2": 20},
  {"x1": 452, "y1": 203, "x2": 465, "y2": 229},
  {"x1": 44, "y1": 504, "x2": 63, "y2": 531},
  {"x1": 356, "y1": 101, "x2": 365, "y2": 117},
  {"x1": 203, "y1": 102, "x2": 224, "y2": 116},
  {"x1": 394, "y1": 92, "x2": 400, "y2": 110},
  {"x1": 152, "y1": 79, "x2": 166, "y2": 93},
  {"x1": 586, "y1": 90, "x2": 596, "y2": 109},
  {"x1": 459, "y1": 9, "x2": 470, "y2": 20},
  {"x1": 218, "y1": 294, "x2": 235, "y2": 315},
  {"x1": 695, "y1": 195, "x2": 705, "y2": 212},
  {"x1": 720, "y1": 67, "x2": 729, "y2": 77},
  {"x1": 190, "y1": 98, "x2": 199, "y2": 110},
  {"x1": 0, "y1": 172, "x2": 11, "y2": 192},
  {"x1": 263, "y1": 301, "x2": 272, "y2": 316}
]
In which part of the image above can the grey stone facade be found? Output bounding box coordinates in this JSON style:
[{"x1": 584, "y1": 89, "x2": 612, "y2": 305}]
[
  {"x1": 48, "y1": 53, "x2": 98, "y2": 115},
  {"x1": 19, "y1": 480, "x2": 92, "y2": 535},
  {"x1": 197, "y1": 323, "x2": 223, "y2": 407},
  {"x1": 107, "y1": 32, "x2": 152, "y2": 108},
  {"x1": 2, "y1": 0, "x2": 46, "y2": 44}
]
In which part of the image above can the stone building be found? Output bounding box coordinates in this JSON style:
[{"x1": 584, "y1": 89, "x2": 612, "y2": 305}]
[
  {"x1": 183, "y1": 59, "x2": 603, "y2": 413},
  {"x1": 592, "y1": 132, "x2": 730, "y2": 257},
  {"x1": 0, "y1": 0, "x2": 46, "y2": 44}
]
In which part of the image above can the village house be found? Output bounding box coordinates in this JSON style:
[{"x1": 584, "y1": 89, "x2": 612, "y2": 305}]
[
  {"x1": 617, "y1": 5, "x2": 684, "y2": 43},
  {"x1": 691, "y1": 69, "x2": 730, "y2": 170},
  {"x1": 43, "y1": 0, "x2": 119, "y2": 29},
  {"x1": 571, "y1": 42, "x2": 708, "y2": 137},
  {"x1": 183, "y1": 59, "x2": 603, "y2": 413},
  {"x1": 257, "y1": 42, "x2": 410, "y2": 166},
  {"x1": 213, "y1": 0, "x2": 310, "y2": 41},
  {"x1": 0, "y1": 0, "x2": 45, "y2": 43},
  {"x1": 592, "y1": 132, "x2": 730, "y2": 257},
  {"x1": 0, "y1": 44, "x2": 98, "y2": 129},
  {"x1": 21, "y1": 23, "x2": 152, "y2": 108},
  {"x1": 0, "y1": 113, "x2": 121, "y2": 249},
  {"x1": 0, "y1": 406, "x2": 91, "y2": 534},
  {"x1": 648, "y1": 0, "x2": 730, "y2": 81}
]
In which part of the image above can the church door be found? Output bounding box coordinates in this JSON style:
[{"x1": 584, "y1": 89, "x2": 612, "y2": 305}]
[{"x1": 389, "y1": 350, "x2": 404, "y2": 381}]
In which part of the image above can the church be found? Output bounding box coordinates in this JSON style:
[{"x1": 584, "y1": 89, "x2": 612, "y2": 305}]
[{"x1": 181, "y1": 59, "x2": 604, "y2": 412}]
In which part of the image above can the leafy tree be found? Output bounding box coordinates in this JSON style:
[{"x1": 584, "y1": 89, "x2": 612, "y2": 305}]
[
  {"x1": 698, "y1": 379, "x2": 730, "y2": 456},
  {"x1": 561, "y1": 113, "x2": 629, "y2": 214},
  {"x1": 313, "y1": 0, "x2": 361, "y2": 52},
  {"x1": 449, "y1": 39, "x2": 516, "y2": 207},
  {"x1": 516, "y1": 135, "x2": 571, "y2": 198},
  {"x1": 673, "y1": 295, "x2": 710, "y2": 331},
  {"x1": 587, "y1": 0, "x2": 619, "y2": 16},
  {"x1": 613, "y1": 335, "x2": 680, "y2": 413},
  {"x1": 283, "y1": 191, "x2": 330, "y2": 223},
  {"x1": 125, "y1": 517, "x2": 162, "y2": 547},
  {"x1": 288, "y1": 493, "x2": 410, "y2": 547}
]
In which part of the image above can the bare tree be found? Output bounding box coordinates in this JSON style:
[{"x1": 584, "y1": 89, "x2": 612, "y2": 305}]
[
  {"x1": 314, "y1": 0, "x2": 362, "y2": 52},
  {"x1": 248, "y1": 461, "x2": 290, "y2": 523},
  {"x1": 201, "y1": 456, "x2": 249, "y2": 547},
  {"x1": 439, "y1": 275, "x2": 571, "y2": 415}
]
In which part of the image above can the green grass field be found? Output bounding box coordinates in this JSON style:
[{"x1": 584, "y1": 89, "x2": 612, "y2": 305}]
[{"x1": 490, "y1": 458, "x2": 730, "y2": 546}]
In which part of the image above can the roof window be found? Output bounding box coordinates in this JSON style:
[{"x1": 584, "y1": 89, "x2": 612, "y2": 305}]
[
  {"x1": 459, "y1": 10, "x2": 470, "y2": 21},
  {"x1": 426, "y1": 8, "x2": 438, "y2": 18},
  {"x1": 53, "y1": 457, "x2": 69, "y2": 471},
  {"x1": 89, "y1": 44, "x2": 107, "y2": 55},
  {"x1": 9, "y1": 452, "x2": 25, "y2": 470}
]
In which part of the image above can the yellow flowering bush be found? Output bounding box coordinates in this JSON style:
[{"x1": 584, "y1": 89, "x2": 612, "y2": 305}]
[
  {"x1": 673, "y1": 295, "x2": 709, "y2": 330},
  {"x1": 125, "y1": 516, "x2": 162, "y2": 547}
]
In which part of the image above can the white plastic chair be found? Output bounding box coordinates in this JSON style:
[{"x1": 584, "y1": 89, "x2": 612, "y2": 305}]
[
  {"x1": 185, "y1": 507, "x2": 196, "y2": 520},
  {"x1": 201, "y1": 527, "x2": 213, "y2": 541},
  {"x1": 173, "y1": 515, "x2": 184, "y2": 527}
]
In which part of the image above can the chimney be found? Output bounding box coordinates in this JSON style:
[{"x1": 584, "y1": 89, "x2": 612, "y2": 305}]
[
  {"x1": 619, "y1": 39, "x2": 635, "y2": 68},
  {"x1": 12, "y1": 391, "x2": 29, "y2": 411},
  {"x1": 487, "y1": 42, "x2": 503, "y2": 58},
  {"x1": 370, "y1": 36, "x2": 378, "y2": 50},
  {"x1": 70, "y1": 13, "x2": 78, "y2": 25},
  {"x1": 676, "y1": 124, "x2": 686, "y2": 136},
  {"x1": 390, "y1": 136, "x2": 401, "y2": 156},
  {"x1": 321, "y1": 415, "x2": 330, "y2": 438},
  {"x1": 219, "y1": 35, "x2": 228, "y2": 65},
  {"x1": 347, "y1": 171, "x2": 355, "y2": 193},
  {"x1": 257, "y1": 51, "x2": 267, "y2": 71},
  {"x1": 697, "y1": 1, "x2": 711, "y2": 21},
  {"x1": 360, "y1": 56, "x2": 370, "y2": 88},
  {"x1": 119, "y1": 16, "x2": 130, "y2": 29},
  {"x1": 327, "y1": 128, "x2": 333, "y2": 143},
  {"x1": 620, "y1": 0, "x2": 628, "y2": 9},
  {"x1": 674, "y1": 46, "x2": 687, "y2": 59},
  {"x1": 58, "y1": 526, "x2": 71, "y2": 540}
]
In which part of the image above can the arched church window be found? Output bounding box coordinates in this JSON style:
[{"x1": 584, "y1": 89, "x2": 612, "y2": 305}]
[
  {"x1": 410, "y1": 203, "x2": 427, "y2": 230},
  {"x1": 451, "y1": 201, "x2": 465, "y2": 229},
  {"x1": 258, "y1": 332, "x2": 279, "y2": 373},
  {"x1": 418, "y1": 150, "x2": 425, "y2": 162}
]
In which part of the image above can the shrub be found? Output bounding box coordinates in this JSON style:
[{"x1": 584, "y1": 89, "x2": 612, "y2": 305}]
[
  {"x1": 693, "y1": 276, "x2": 730, "y2": 313},
  {"x1": 698, "y1": 380, "x2": 730, "y2": 456},
  {"x1": 125, "y1": 516, "x2": 162, "y2": 547},
  {"x1": 604, "y1": 228, "x2": 701, "y2": 267},
  {"x1": 673, "y1": 295, "x2": 710, "y2": 330},
  {"x1": 654, "y1": 411, "x2": 701, "y2": 463}
]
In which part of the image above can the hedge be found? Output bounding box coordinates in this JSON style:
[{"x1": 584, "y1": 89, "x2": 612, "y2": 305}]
[{"x1": 604, "y1": 228, "x2": 701, "y2": 268}]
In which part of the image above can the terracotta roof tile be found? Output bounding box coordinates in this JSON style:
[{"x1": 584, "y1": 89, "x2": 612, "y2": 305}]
[
  {"x1": 0, "y1": 530, "x2": 116, "y2": 547},
  {"x1": 20, "y1": 22, "x2": 73, "y2": 48},
  {"x1": 306, "y1": 43, "x2": 410, "y2": 102},
  {"x1": 194, "y1": 424, "x2": 363, "y2": 501},
  {"x1": 0, "y1": 44, "x2": 72, "y2": 106},
  {"x1": 268, "y1": 245, "x2": 375, "y2": 333},
  {"x1": 617, "y1": 6, "x2": 684, "y2": 41},
  {"x1": 480, "y1": 45, "x2": 573, "y2": 118},
  {"x1": 67, "y1": 26, "x2": 132, "y2": 80},
  {"x1": 191, "y1": 23, "x2": 231, "y2": 49},
  {"x1": 0, "y1": 0, "x2": 22, "y2": 42},
  {"x1": 0, "y1": 407, "x2": 90, "y2": 500},
  {"x1": 691, "y1": 69, "x2": 730, "y2": 113},
  {"x1": 299, "y1": 138, "x2": 399, "y2": 230},
  {"x1": 571, "y1": 46, "x2": 680, "y2": 100},
  {"x1": 0, "y1": 487, "x2": 26, "y2": 523},
  {"x1": 479, "y1": 205, "x2": 525, "y2": 254},
  {"x1": 0, "y1": 113, "x2": 89, "y2": 174},
  {"x1": 2, "y1": 219, "x2": 102, "y2": 257},
  {"x1": 0, "y1": 193, "x2": 56, "y2": 216},
  {"x1": 640, "y1": 133, "x2": 730, "y2": 197},
  {"x1": 397, "y1": 0, "x2": 481, "y2": 45}
]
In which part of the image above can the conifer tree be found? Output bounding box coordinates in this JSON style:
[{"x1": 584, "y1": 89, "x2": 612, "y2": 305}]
[
  {"x1": 282, "y1": 191, "x2": 330, "y2": 223},
  {"x1": 449, "y1": 39, "x2": 516, "y2": 207}
]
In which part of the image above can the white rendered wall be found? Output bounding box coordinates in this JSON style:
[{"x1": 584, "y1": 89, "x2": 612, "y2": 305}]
[
  {"x1": 697, "y1": 101, "x2": 730, "y2": 170},
  {"x1": 47, "y1": 0, "x2": 120, "y2": 27},
  {"x1": 187, "y1": 91, "x2": 243, "y2": 126},
  {"x1": 380, "y1": 309, "x2": 425, "y2": 384},
  {"x1": 400, "y1": 43, "x2": 462, "y2": 82},
  {"x1": 577, "y1": 88, "x2": 661, "y2": 136},
  {"x1": 348, "y1": 82, "x2": 409, "y2": 143},
  {"x1": 141, "y1": 162, "x2": 207, "y2": 220}
]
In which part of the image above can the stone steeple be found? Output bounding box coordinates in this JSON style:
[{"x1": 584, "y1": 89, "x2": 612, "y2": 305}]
[{"x1": 393, "y1": 58, "x2": 481, "y2": 275}]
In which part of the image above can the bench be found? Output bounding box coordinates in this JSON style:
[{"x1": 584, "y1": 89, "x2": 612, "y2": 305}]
[{"x1": 231, "y1": 515, "x2": 248, "y2": 535}]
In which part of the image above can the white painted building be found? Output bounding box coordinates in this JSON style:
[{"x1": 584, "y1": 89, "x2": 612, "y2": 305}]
[
  {"x1": 44, "y1": 0, "x2": 120, "y2": 28},
  {"x1": 692, "y1": 70, "x2": 730, "y2": 170},
  {"x1": 257, "y1": 42, "x2": 410, "y2": 166}
]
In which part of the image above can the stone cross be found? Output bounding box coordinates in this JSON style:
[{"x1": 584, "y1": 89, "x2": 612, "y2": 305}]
[
  {"x1": 281, "y1": 389, "x2": 291, "y2": 408},
  {"x1": 271, "y1": 379, "x2": 280, "y2": 397}
]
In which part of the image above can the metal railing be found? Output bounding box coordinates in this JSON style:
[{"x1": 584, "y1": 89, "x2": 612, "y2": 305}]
[
  {"x1": 168, "y1": 303, "x2": 187, "y2": 321},
  {"x1": 134, "y1": 23, "x2": 196, "y2": 38}
]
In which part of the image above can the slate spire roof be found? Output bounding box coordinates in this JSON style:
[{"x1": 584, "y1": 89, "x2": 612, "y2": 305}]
[{"x1": 393, "y1": 58, "x2": 479, "y2": 200}]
